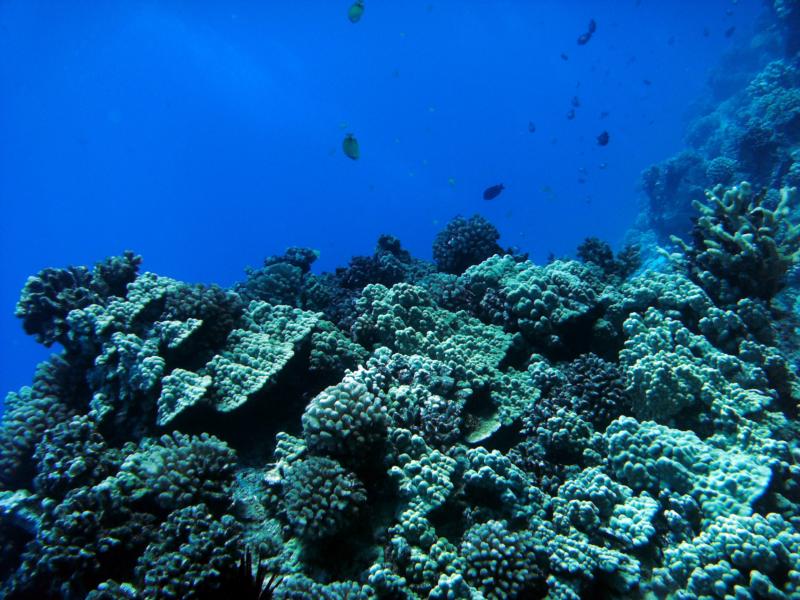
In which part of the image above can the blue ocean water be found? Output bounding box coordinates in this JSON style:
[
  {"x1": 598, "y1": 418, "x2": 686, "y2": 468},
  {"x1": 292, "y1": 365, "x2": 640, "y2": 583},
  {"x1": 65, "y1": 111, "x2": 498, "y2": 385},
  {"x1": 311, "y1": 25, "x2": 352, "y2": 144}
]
[{"x1": 0, "y1": 0, "x2": 760, "y2": 399}]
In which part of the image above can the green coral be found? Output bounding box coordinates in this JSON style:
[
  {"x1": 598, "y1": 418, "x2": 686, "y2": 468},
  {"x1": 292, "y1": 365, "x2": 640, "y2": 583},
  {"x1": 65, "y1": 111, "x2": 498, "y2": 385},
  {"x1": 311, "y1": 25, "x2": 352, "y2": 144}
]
[
  {"x1": 302, "y1": 371, "x2": 388, "y2": 464},
  {"x1": 606, "y1": 417, "x2": 772, "y2": 523},
  {"x1": 652, "y1": 512, "x2": 800, "y2": 598},
  {"x1": 352, "y1": 282, "x2": 513, "y2": 375},
  {"x1": 670, "y1": 182, "x2": 800, "y2": 304},
  {"x1": 620, "y1": 308, "x2": 773, "y2": 424}
]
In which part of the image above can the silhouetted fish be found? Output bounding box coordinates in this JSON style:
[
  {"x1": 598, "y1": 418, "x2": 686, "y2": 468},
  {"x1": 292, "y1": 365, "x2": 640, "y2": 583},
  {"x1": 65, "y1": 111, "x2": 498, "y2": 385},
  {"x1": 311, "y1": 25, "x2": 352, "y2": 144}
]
[
  {"x1": 483, "y1": 184, "x2": 505, "y2": 200},
  {"x1": 571, "y1": 95, "x2": 581, "y2": 107},
  {"x1": 577, "y1": 19, "x2": 596, "y2": 45},
  {"x1": 342, "y1": 133, "x2": 360, "y2": 159},
  {"x1": 724, "y1": 26, "x2": 736, "y2": 38},
  {"x1": 566, "y1": 108, "x2": 576, "y2": 120},
  {"x1": 560, "y1": 52, "x2": 569, "y2": 60},
  {"x1": 348, "y1": 0, "x2": 365, "y2": 23},
  {"x1": 528, "y1": 121, "x2": 536, "y2": 133},
  {"x1": 597, "y1": 131, "x2": 610, "y2": 146}
]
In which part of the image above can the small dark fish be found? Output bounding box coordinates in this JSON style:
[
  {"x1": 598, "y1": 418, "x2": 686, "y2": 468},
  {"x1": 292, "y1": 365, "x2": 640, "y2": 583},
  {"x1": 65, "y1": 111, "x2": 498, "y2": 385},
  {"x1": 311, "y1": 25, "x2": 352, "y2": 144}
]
[
  {"x1": 724, "y1": 26, "x2": 736, "y2": 38},
  {"x1": 600, "y1": 110, "x2": 610, "y2": 119},
  {"x1": 577, "y1": 178, "x2": 587, "y2": 184},
  {"x1": 571, "y1": 95, "x2": 581, "y2": 108},
  {"x1": 342, "y1": 133, "x2": 360, "y2": 159},
  {"x1": 560, "y1": 52, "x2": 569, "y2": 60},
  {"x1": 577, "y1": 19, "x2": 596, "y2": 45},
  {"x1": 348, "y1": 0, "x2": 365, "y2": 23},
  {"x1": 483, "y1": 184, "x2": 505, "y2": 200},
  {"x1": 643, "y1": 79, "x2": 652, "y2": 86},
  {"x1": 566, "y1": 108, "x2": 576, "y2": 120},
  {"x1": 703, "y1": 27, "x2": 710, "y2": 37},
  {"x1": 597, "y1": 131, "x2": 610, "y2": 146},
  {"x1": 528, "y1": 121, "x2": 536, "y2": 133}
]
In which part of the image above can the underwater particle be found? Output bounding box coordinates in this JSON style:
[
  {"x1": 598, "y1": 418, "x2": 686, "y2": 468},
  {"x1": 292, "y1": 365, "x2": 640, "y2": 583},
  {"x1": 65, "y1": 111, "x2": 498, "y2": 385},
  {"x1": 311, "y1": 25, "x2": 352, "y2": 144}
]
[
  {"x1": 667, "y1": 35, "x2": 675, "y2": 46},
  {"x1": 724, "y1": 26, "x2": 736, "y2": 38},
  {"x1": 528, "y1": 121, "x2": 536, "y2": 133},
  {"x1": 348, "y1": 0, "x2": 365, "y2": 23},
  {"x1": 597, "y1": 131, "x2": 610, "y2": 146},
  {"x1": 577, "y1": 18, "x2": 596, "y2": 45},
  {"x1": 448, "y1": 177, "x2": 456, "y2": 186},
  {"x1": 483, "y1": 183, "x2": 505, "y2": 200},
  {"x1": 599, "y1": 162, "x2": 607, "y2": 169},
  {"x1": 342, "y1": 133, "x2": 360, "y2": 159},
  {"x1": 703, "y1": 26, "x2": 711, "y2": 37}
]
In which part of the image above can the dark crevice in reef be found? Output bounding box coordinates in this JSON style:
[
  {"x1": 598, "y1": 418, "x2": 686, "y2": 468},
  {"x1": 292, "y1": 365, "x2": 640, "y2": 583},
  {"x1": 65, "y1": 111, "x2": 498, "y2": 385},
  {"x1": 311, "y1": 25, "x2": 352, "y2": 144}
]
[{"x1": 165, "y1": 339, "x2": 323, "y2": 465}]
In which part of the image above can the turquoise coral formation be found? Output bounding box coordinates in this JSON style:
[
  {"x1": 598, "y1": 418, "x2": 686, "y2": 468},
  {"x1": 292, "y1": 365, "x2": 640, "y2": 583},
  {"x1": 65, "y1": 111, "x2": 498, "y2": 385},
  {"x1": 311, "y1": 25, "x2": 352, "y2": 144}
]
[{"x1": 2, "y1": 185, "x2": 800, "y2": 598}]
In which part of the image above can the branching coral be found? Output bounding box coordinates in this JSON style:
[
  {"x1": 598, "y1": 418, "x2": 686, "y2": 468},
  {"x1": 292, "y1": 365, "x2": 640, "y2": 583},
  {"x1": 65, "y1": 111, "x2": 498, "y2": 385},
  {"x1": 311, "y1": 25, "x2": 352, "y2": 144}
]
[{"x1": 670, "y1": 182, "x2": 800, "y2": 304}]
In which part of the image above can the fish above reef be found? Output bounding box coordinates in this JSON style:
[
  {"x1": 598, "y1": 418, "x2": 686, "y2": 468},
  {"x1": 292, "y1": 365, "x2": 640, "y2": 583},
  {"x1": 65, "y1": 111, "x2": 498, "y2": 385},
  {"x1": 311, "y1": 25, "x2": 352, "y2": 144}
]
[
  {"x1": 483, "y1": 184, "x2": 505, "y2": 200},
  {"x1": 597, "y1": 131, "x2": 610, "y2": 146},
  {"x1": 348, "y1": 0, "x2": 365, "y2": 23},
  {"x1": 342, "y1": 133, "x2": 360, "y2": 159}
]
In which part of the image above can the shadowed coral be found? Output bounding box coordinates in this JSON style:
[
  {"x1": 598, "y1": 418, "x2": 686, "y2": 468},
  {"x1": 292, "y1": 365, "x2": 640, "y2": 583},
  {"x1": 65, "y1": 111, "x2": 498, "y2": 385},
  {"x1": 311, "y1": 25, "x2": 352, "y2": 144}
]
[
  {"x1": 33, "y1": 415, "x2": 121, "y2": 500},
  {"x1": 134, "y1": 504, "x2": 242, "y2": 599},
  {"x1": 460, "y1": 520, "x2": 543, "y2": 599},
  {"x1": 15, "y1": 252, "x2": 141, "y2": 348},
  {"x1": 0, "y1": 387, "x2": 73, "y2": 491},
  {"x1": 282, "y1": 456, "x2": 367, "y2": 541},
  {"x1": 433, "y1": 215, "x2": 504, "y2": 274}
]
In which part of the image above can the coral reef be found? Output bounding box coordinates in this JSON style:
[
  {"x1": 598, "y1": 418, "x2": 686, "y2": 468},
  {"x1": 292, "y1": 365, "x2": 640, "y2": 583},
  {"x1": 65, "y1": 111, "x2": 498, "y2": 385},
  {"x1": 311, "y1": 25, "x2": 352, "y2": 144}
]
[
  {"x1": 4, "y1": 93, "x2": 800, "y2": 599},
  {"x1": 642, "y1": 50, "x2": 800, "y2": 241}
]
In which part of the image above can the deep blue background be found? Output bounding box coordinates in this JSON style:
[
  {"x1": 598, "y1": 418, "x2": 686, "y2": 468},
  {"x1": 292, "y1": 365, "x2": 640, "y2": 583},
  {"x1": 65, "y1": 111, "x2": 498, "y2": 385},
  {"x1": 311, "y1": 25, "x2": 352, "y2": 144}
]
[{"x1": 0, "y1": 1, "x2": 761, "y2": 398}]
